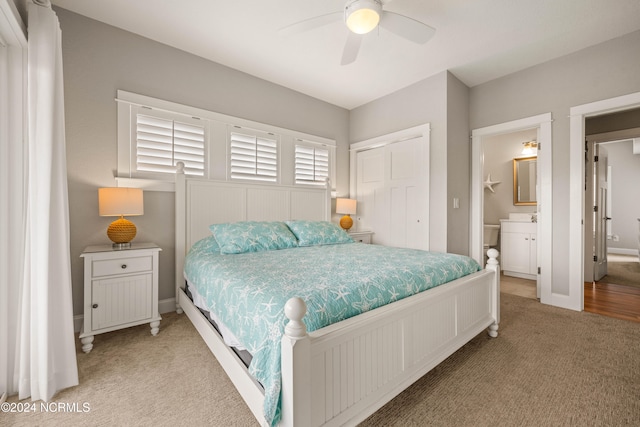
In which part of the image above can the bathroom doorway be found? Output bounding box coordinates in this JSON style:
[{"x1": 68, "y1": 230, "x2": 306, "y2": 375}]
[
  {"x1": 482, "y1": 129, "x2": 539, "y2": 297},
  {"x1": 471, "y1": 113, "x2": 552, "y2": 303}
]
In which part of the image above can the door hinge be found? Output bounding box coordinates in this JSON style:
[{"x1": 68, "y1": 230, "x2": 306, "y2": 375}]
[
  {"x1": 593, "y1": 255, "x2": 598, "y2": 262},
  {"x1": 537, "y1": 266, "x2": 541, "y2": 274},
  {"x1": 594, "y1": 155, "x2": 599, "y2": 162},
  {"x1": 593, "y1": 205, "x2": 598, "y2": 212}
]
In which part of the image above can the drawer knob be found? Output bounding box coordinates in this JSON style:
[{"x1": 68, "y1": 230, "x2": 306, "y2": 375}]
[
  {"x1": 121, "y1": 264, "x2": 127, "y2": 269},
  {"x1": 92, "y1": 303, "x2": 98, "y2": 309}
]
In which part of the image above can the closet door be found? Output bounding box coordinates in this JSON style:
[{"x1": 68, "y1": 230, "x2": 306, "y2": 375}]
[
  {"x1": 356, "y1": 147, "x2": 387, "y2": 244},
  {"x1": 355, "y1": 136, "x2": 428, "y2": 249},
  {"x1": 388, "y1": 137, "x2": 428, "y2": 250}
]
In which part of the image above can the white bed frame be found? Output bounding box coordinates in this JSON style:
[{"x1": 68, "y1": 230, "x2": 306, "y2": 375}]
[{"x1": 174, "y1": 165, "x2": 500, "y2": 427}]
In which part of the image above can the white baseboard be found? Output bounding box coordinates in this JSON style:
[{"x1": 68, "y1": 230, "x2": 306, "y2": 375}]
[
  {"x1": 608, "y1": 247, "x2": 639, "y2": 256},
  {"x1": 74, "y1": 298, "x2": 177, "y2": 333},
  {"x1": 158, "y1": 297, "x2": 177, "y2": 314}
]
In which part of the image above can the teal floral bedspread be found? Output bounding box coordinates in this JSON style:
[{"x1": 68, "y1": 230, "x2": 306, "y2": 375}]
[{"x1": 184, "y1": 237, "x2": 481, "y2": 426}]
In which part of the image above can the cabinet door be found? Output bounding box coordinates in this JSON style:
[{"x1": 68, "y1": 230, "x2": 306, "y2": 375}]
[
  {"x1": 92, "y1": 274, "x2": 152, "y2": 330},
  {"x1": 529, "y1": 234, "x2": 537, "y2": 275},
  {"x1": 502, "y1": 232, "x2": 531, "y2": 274}
]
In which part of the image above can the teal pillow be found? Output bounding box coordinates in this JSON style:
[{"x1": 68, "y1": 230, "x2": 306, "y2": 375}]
[
  {"x1": 209, "y1": 221, "x2": 298, "y2": 254},
  {"x1": 285, "y1": 220, "x2": 353, "y2": 247},
  {"x1": 189, "y1": 235, "x2": 220, "y2": 254}
]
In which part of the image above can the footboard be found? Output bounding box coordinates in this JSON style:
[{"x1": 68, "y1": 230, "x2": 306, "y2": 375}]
[{"x1": 281, "y1": 250, "x2": 500, "y2": 426}]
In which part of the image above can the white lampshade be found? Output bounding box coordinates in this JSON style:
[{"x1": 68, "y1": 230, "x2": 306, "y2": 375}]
[
  {"x1": 345, "y1": 0, "x2": 382, "y2": 35},
  {"x1": 98, "y1": 187, "x2": 144, "y2": 249},
  {"x1": 336, "y1": 198, "x2": 357, "y2": 215},
  {"x1": 98, "y1": 187, "x2": 144, "y2": 217}
]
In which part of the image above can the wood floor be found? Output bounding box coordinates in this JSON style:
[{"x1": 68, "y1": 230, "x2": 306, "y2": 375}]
[
  {"x1": 500, "y1": 273, "x2": 640, "y2": 323},
  {"x1": 584, "y1": 281, "x2": 640, "y2": 323}
]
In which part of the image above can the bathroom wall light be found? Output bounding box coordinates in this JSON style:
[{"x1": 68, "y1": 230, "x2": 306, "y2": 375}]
[{"x1": 521, "y1": 141, "x2": 538, "y2": 156}]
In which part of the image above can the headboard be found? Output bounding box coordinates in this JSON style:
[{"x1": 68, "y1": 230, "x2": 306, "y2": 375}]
[{"x1": 174, "y1": 163, "x2": 331, "y2": 308}]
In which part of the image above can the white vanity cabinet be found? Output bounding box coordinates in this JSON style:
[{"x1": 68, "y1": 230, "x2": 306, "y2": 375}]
[{"x1": 500, "y1": 220, "x2": 537, "y2": 280}]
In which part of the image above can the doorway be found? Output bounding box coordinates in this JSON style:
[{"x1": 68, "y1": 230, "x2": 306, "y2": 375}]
[
  {"x1": 471, "y1": 113, "x2": 552, "y2": 304},
  {"x1": 586, "y1": 136, "x2": 640, "y2": 287},
  {"x1": 569, "y1": 91, "x2": 640, "y2": 312}
]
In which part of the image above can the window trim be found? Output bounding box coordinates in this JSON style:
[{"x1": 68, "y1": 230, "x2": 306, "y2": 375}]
[
  {"x1": 228, "y1": 126, "x2": 280, "y2": 183},
  {"x1": 294, "y1": 142, "x2": 332, "y2": 186},
  {"x1": 116, "y1": 90, "x2": 336, "y2": 191}
]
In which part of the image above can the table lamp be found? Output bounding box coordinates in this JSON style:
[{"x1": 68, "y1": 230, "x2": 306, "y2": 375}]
[
  {"x1": 336, "y1": 198, "x2": 357, "y2": 231},
  {"x1": 98, "y1": 187, "x2": 144, "y2": 249}
]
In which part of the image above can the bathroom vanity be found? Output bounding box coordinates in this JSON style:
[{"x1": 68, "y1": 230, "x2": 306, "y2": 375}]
[{"x1": 500, "y1": 218, "x2": 537, "y2": 280}]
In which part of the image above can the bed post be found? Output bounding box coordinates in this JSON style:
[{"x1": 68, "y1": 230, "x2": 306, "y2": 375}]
[
  {"x1": 486, "y1": 248, "x2": 500, "y2": 337},
  {"x1": 281, "y1": 297, "x2": 311, "y2": 427},
  {"x1": 175, "y1": 161, "x2": 186, "y2": 314},
  {"x1": 324, "y1": 178, "x2": 332, "y2": 221}
]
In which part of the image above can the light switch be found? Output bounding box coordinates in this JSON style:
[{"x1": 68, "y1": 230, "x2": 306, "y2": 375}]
[{"x1": 453, "y1": 197, "x2": 460, "y2": 209}]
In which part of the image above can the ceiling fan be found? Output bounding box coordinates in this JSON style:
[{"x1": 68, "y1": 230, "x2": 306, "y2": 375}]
[{"x1": 279, "y1": 0, "x2": 435, "y2": 65}]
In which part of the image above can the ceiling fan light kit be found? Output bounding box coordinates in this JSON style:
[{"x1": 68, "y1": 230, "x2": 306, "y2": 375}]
[
  {"x1": 279, "y1": 0, "x2": 435, "y2": 65},
  {"x1": 345, "y1": 0, "x2": 382, "y2": 34}
]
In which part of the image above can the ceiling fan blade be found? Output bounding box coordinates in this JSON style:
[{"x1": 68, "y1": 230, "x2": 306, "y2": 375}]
[
  {"x1": 379, "y1": 11, "x2": 435, "y2": 44},
  {"x1": 341, "y1": 32, "x2": 363, "y2": 65},
  {"x1": 278, "y1": 11, "x2": 342, "y2": 37}
]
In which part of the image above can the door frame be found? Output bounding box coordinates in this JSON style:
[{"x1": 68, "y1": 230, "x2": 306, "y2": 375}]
[
  {"x1": 569, "y1": 92, "x2": 640, "y2": 311},
  {"x1": 471, "y1": 113, "x2": 552, "y2": 303}
]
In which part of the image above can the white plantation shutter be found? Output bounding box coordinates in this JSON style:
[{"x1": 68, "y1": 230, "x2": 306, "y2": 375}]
[
  {"x1": 136, "y1": 114, "x2": 205, "y2": 176},
  {"x1": 230, "y1": 131, "x2": 278, "y2": 182},
  {"x1": 295, "y1": 145, "x2": 329, "y2": 185}
]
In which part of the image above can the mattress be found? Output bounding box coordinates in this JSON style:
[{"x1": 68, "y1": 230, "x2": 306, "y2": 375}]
[{"x1": 183, "y1": 234, "x2": 481, "y2": 426}]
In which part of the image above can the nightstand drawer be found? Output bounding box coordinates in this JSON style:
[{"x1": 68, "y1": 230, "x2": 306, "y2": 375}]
[
  {"x1": 348, "y1": 230, "x2": 373, "y2": 244},
  {"x1": 92, "y1": 255, "x2": 152, "y2": 277}
]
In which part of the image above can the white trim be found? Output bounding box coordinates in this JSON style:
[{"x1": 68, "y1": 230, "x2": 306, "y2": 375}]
[
  {"x1": 116, "y1": 91, "x2": 336, "y2": 189},
  {"x1": 607, "y1": 247, "x2": 638, "y2": 257},
  {"x1": 116, "y1": 91, "x2": 335, "y2": 147},
  {"x1": 569, "y1": 91, "x2": 640, "y2": 311},
  {"x1": 0, "y1": 0, "x2": 26, "y2": 46},
  {"x1": 114, "y1": 176, "x2": 175, "y2": 192},
  {"x1": 471, "y1": 113, "x2": 552, "y2": 304}
]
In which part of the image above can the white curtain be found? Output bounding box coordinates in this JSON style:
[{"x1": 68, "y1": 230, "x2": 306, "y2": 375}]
[{"x1": 14, "y1": 0, "x2": 78, "y2": 401}]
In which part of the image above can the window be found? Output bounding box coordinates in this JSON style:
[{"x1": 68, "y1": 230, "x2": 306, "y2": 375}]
[
  {"x1": 117, "y1": 91, "x2": 336, "y2": 189},
  {"x1": 229, "y1": 129, "x2": 278, "y2": 182},
  {"x1": 136, "y1": 113, "x2": 205, "y2": 176},
  {"x1": 295, "y1": 145, "x2": 329, "y2": 185}
]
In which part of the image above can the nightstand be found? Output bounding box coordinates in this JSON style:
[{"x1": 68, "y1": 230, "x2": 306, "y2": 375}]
[
  {"x1": 348, "y1": 230, "x2": 374, "y2": 244},
  {"x1": 79, "y1": 243, "x2": 162, "y2": 353}
]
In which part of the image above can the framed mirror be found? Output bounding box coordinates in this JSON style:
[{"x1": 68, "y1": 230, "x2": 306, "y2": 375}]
[{"x1": 513, "y1": 156, "x2": 537, "y2": 205}]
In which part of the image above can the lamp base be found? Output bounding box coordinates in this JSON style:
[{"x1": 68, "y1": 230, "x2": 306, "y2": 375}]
[
  {"x1": 339, "y1": 214, "x2": 353, "y2": 231},
  {"x1": 107, "y1": 216, "x2": 137, "y2": 248},
  {"x1": 111, "y1": 242, "x2": 132, "y2": 250}
]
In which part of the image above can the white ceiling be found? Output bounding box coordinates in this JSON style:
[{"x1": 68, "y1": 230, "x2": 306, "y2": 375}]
[{"x1": 50, "y1": 0, "x2": 640, "y2": 110}]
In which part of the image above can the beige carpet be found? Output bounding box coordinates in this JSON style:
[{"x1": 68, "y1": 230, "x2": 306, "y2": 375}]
[
  {"x1": 4, "y1": 293, "x2": 640, "y2": 426},
  {"x1": 601, "y1": 256, "x2": 640, "y2": 288}
]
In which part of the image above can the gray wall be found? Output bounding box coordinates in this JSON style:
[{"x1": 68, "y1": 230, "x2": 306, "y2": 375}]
[
  {"x1": 57, "y1": 8, "x2": 350, "y2": 317},
  {"x1": 470, "y1": 30, "x2": 640, "y2": 295},
  {"x1": 483, "y1": 129, "x2": 538, "y2": 225},
  {"x1": 350, "y1": 71, "x2": 470, "y2": 254}
]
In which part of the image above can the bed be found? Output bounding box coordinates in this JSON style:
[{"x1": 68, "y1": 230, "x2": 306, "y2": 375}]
[{"x1": 174, "y1": 164, "x2": 500, "y2": 427}]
